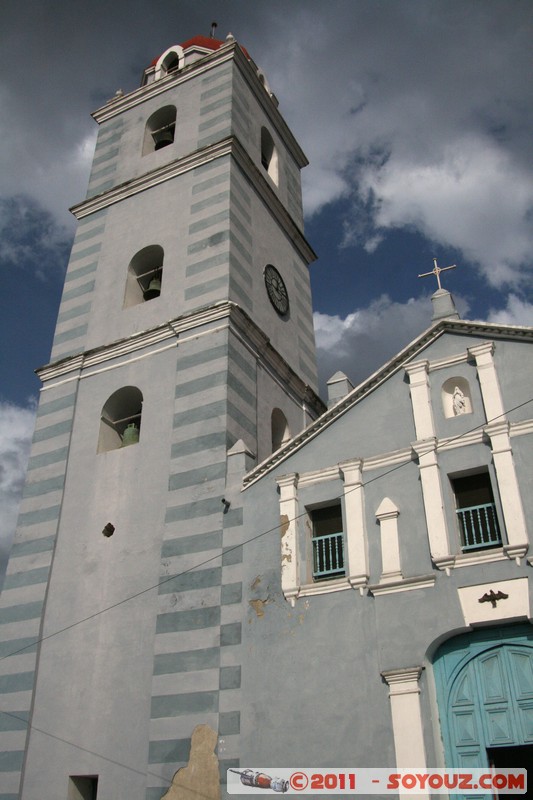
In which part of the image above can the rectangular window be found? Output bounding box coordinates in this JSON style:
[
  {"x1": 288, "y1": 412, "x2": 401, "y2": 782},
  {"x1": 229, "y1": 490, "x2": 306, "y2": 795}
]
[
  {"x1": 310, "y1": 504, "x2": 345, "y2": 581},
  {"x1": 451, "y1": 472, "x2": 502, "y2": 552},
  {"x1": 68, "y1": 776, "x2": 98, "y2": 800}
]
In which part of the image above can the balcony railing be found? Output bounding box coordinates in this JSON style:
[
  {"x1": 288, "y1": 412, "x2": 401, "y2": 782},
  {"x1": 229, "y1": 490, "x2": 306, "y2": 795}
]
[
  {"x1": 457, "y1": 503, "x2": 502, "y2": 551},
  {"x1": 312, "y1": 532, "x2": 345, "y2": 580}
]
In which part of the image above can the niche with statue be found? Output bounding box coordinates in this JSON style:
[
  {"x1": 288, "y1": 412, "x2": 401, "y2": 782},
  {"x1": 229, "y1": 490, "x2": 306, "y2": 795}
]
[{"x1": 441, "y1": 376, "x2": 472, "y2": 419}]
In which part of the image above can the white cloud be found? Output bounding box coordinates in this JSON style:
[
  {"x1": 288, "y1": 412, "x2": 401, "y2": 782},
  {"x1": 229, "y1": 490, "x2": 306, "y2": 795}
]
[
  {"x1": 1, "y1": 1, "x2": 532, "y2": 292},
  {"x1": 259, "y1": 1, "x2": 533, "y2": 289},
  {"x1": 314, "y1": 294, "x2": 447, "y2": 393},
  {"x1": 0, "y1": 403, "x2": 35, "y2": 584},
  {"x1": 356, "y1": 135, "x2": 533, "y2": 287},
  {"x1": 487, "y1": 295, "x2": 533, "y2": 327}
]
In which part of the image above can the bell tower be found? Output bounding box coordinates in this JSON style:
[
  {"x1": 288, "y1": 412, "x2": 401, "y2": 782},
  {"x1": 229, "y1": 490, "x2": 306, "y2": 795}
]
[{"x1": 0, "y1": 33, "x2": 323, "y2": 800}]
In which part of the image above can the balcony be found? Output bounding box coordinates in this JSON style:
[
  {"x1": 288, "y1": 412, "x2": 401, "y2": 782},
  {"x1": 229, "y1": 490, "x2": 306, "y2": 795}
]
[
  {"x1": 312, "y1": 532, "x2": 345, "y2": 580},
  {"x1": 457, "y1": 503, "x2": 502, "y2": 551}
]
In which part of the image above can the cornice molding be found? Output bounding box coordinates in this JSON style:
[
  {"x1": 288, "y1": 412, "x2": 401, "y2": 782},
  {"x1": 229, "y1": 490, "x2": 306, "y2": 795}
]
[
  {"x1": 363, "y1": 447, "x2": 413, "y2": 472},
  {"x1": 245, "y1": 415, "x2": 533, "y2": 492},
  {"x1": 437, "y1": 429, "x2": 485, "y2": 451},
  {"x1": 427, "y1": 351, "x2": 469, "y2": 372},
  {"x1": 511, "y1": 419, "x2": 533, "y2": 438},
  {"x1": 275, "y1": 472, "x2": 299, "y2": 490},
  {"x1": 37, "y1": 324, "x2": 176, "y2": 384},
  {"x1": 92, "y1": 43, "x2": 308, "y2": 168},
  {"x1": 296, "y1": 578, "x2": 353, "y2": 598},
  {"x1": 37, "y1": 302, "x2": 325, "y2": 417},
  {"x1": 92, "y1": 44, "x2": 237, "y2": 123},
  {"x1": 381, "y1": 666, "x2": 423, "y2": 690},
  {"x1": 70, "y1": 135, "x2": 315, "y2": 265},
  {"x1": 70, "y1": 138, "x2": 233, "y2": 219},
  {"x1": 369, "y1": 574, "x2": 436, "y2": 596},
  {"x1": 297, "y1": 465, "x2": 342, "y2": 487}
]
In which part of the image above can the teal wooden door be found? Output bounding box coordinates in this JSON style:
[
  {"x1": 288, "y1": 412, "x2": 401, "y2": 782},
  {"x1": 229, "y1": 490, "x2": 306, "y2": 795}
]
[{"x1": 434, "y1": 625, "x2": 533, "y2": 797}]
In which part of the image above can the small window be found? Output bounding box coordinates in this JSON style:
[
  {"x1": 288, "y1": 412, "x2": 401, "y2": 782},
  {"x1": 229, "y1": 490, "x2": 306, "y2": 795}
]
[
  {"x1": 98, "y1": 387, "x2": 143, "y2": 453},
  {"x1": 271, "y1": 408, "x2": 290, "y2": 452},
  {"x1": 142, "y1": 105, "x2": 177, "y2": 155},
  {"x1": 451, "y1": 471, "x2": 502, "y2": 552},
  {"x1": 260, "y1": 127, "x2": 279, "y2": 185},
  {"x1": 68, "y1": 776, "x2": 98, "y2": 800},
  {"x1": 124, "y1": 245, "x2": 164, "y2": 308},
  {"x1": 310, "y1": 504, "x2": 345, "y2": 581}
]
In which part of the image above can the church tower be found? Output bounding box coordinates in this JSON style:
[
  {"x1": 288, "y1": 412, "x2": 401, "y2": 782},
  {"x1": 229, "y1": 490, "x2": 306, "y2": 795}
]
[{"x1": 0, "y1": 34, "x2": 323, "y2": 799}]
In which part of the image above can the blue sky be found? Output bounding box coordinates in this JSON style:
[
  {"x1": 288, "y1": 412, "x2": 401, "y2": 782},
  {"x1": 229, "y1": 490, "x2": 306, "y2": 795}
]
[{"x1": 1, "y1": 0, "x2": 533, "y2": 575}]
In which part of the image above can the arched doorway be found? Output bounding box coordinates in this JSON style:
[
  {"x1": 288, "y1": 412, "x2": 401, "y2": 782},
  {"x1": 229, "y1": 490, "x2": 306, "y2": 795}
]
[{"x1": 434, "y1": 625, "x2": 533, "y2": 796}]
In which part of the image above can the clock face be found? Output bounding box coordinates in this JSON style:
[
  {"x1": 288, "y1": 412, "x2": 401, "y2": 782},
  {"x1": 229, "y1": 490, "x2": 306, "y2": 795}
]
[{"x1": 264, "y1": 265, "x2": 289, "y2": 315}]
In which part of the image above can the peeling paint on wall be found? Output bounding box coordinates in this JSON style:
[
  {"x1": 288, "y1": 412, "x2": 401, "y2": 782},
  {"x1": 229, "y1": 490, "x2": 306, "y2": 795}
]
[
  {"x1": 162, "y1": 724, "x2": 220, "y2": 800},
  {"x1": 249, "y1": 597, "x2": 272, "y2": 617},
  {"x1": 280, "y1": 514, "x2": 289, "y2": 536}
]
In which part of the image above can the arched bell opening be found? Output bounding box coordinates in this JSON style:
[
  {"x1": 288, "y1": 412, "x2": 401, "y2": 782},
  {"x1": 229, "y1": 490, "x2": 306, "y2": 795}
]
[
  {"x1": 161, "y1": 51, "x2": 181, "y2": 75},
  {"x1": 97, "y1": 386, "x2": 143, "y2": 453},
  {"x1": 142, "y1": 105, "x2": 177, "y2": 155},
  {"x1": 260, "y1": 127, "x2": 279, "y2": 185},
  {"x1": 271, "y1": 408, "x2": 290, "y2": 452},
  {"x1": 153, "y1": 45, "x2": 185, "y2": 81},
  {"x1": 124, "y1": 245, "x2": 164, "y2": 308}
]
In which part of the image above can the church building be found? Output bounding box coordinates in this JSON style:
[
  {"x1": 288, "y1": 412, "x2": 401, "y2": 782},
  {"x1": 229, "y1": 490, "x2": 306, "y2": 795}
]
[{"x1": 0, "y1": 30, "x2": 532, "y2": 800}]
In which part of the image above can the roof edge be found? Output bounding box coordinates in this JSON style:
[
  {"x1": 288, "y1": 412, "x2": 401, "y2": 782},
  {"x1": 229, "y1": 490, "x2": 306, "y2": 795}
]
[{"x1": 242, "y1": 317, "x2": 533, "y2": 487}]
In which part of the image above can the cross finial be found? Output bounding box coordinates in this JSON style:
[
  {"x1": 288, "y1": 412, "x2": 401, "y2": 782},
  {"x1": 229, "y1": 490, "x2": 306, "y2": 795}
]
[{"x1": 418, "y1": 258, "x2": 456, "y2": 290}]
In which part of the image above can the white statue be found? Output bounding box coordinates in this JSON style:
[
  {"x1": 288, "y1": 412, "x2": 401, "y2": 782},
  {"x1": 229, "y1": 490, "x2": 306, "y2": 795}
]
[{"x1": 453, "y1": 386, "x2": 466, "y2": 416}]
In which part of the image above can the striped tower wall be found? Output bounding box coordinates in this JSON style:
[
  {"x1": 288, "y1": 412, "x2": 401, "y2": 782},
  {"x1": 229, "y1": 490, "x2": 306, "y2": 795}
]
[
  {"x1": 85, "y1": 119, "x2": 125, "y2": 200},
  {"x1": 0, "y1": 38, "x2": 320, "y2": 800},
  {"x1": 0, "y1": 200, "x2": 106, "y2": 796},
  {"x1": 50, "y1": 211, "x2": 108, "y2": 363},
  {"x1": 145, "y1": 325, "x2": 255, "y2": 799},
  {"x1": 0, "y1": 380, "x2": 77, "y2": 800}
]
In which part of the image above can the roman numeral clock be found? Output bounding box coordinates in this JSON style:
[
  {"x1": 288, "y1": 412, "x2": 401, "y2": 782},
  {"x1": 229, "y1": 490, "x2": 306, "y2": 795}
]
[{"x1": 264, "y1": 264, "x2": 289, "y2": 315}]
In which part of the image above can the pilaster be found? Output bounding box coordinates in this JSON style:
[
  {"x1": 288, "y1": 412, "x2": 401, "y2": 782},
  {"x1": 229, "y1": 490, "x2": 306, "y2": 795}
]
[
  {"x1": 375, "y1": 498, "x2": 402, "y2": 582},
  {"x1": 381, "y1": 667, "x2": 429, "y2": 799},
  {"x1": 339, "y1": 459, "x2": 368, "y2": 589},
  {"x1": 485, "y1": 420, "x2": 529, "y2": 559},
  {"x1": 412, "y1": 439, "x2": 450, "y2": 563},
  {"x1": 468, "y1": 342, "x2": 505, "y2": 421},
  {"x1": 405, "y1": 361, "x2": 435, "y2": 440},
  {"x1": 276, "y1": 473, "x2": 300, "y2": 604}
]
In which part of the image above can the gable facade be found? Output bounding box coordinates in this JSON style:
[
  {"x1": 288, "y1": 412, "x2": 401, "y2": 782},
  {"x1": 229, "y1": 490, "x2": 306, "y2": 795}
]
[{"x1": 239, "y1": 322, "x2": 533, "y2": 786}]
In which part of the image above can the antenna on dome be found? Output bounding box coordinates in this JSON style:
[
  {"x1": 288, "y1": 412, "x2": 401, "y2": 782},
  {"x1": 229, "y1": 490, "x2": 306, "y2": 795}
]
[{"x1": 210, "y1": 21, "x2": 218, "y2": 38}]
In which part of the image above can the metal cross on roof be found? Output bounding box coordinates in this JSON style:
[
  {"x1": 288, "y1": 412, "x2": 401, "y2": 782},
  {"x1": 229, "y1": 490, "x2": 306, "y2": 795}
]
[{"x1": 418, "y1": 258, "x2": 456, "y2": 290}]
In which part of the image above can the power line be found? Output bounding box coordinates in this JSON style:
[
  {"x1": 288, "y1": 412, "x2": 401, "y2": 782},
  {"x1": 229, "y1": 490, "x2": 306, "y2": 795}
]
[
  {"x1": 0, "y1": 394, "x2": 532, "y2": 782},
  {"x1": 2, "y1": 395, "x2": 533, "y2": 664}
]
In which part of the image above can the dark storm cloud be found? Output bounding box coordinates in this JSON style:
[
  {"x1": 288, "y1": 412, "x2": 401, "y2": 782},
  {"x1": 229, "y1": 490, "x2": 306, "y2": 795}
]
[
  {"x1": 1, "y1": 0, "x2": 532, "y2": 558},
  {"x1": 2, "y1": 0, "x2": 532, "y2": 284}
]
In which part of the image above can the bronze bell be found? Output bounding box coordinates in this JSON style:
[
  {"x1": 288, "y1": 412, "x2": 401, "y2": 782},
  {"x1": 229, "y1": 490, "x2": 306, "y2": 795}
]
[
  {"x1": 153, "y1": 130, "x2": 174, "y2": 150},
  {"x1": 143, "y1": 275, "x2": 161, "y2": 301},
  {"x1": 121, "y1": 423, "x2": 139, "y2": 447}
]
